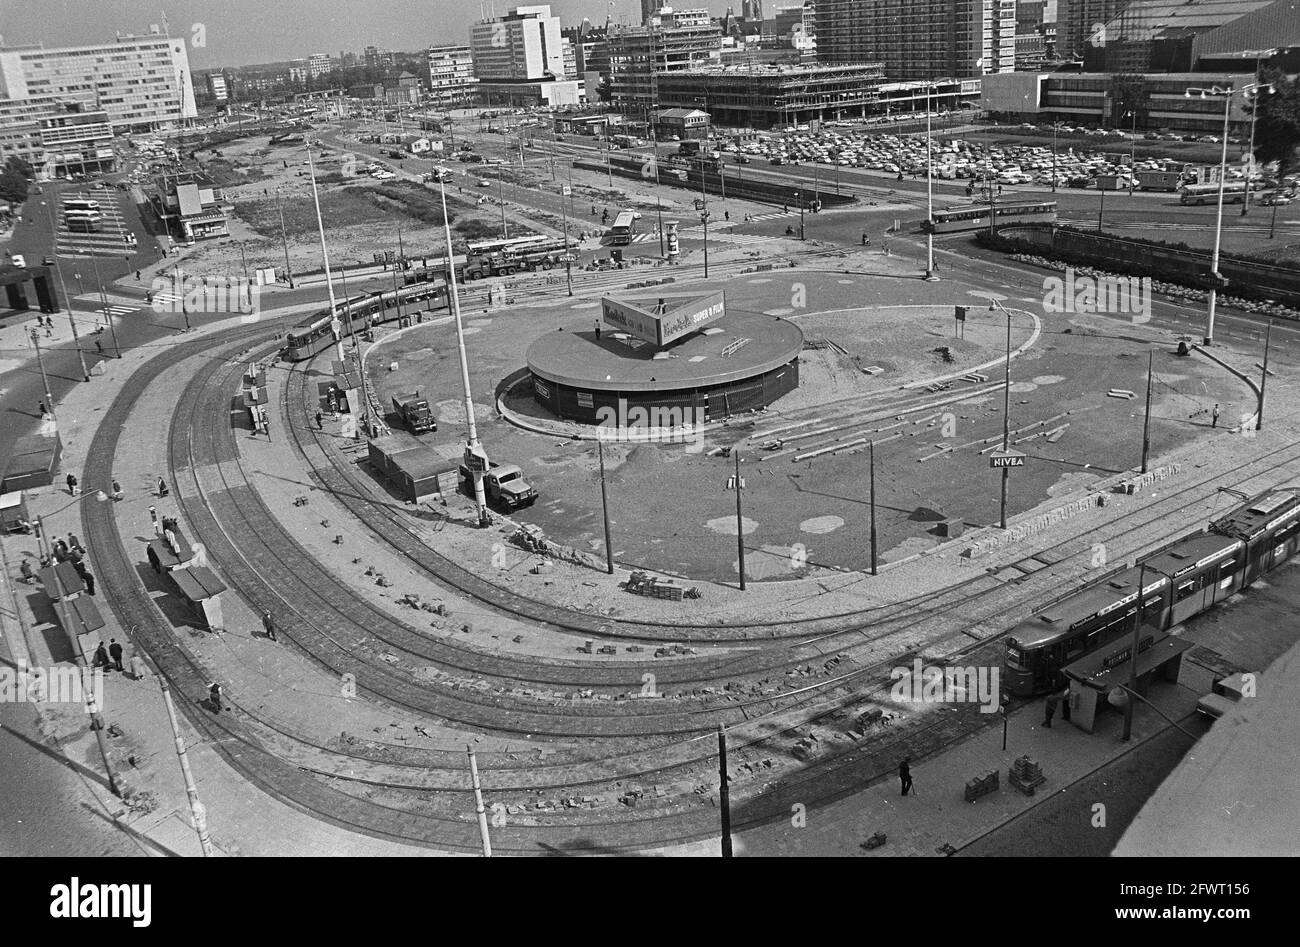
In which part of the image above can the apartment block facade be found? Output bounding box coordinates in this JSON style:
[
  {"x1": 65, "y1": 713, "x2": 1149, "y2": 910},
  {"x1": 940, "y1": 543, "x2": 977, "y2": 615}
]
[
  {"x1": 814, "y1": 0, "x2": 1017, "y2": 79},
  {"x1": 427, "y1": 45, "x2": 478, "y2": 104},
  {"x1": 606, "y1": 8, "x2": 723, "y2": 109},
  {"x1": 470, "y1": 5, "x2": 565, "y2": 81}
]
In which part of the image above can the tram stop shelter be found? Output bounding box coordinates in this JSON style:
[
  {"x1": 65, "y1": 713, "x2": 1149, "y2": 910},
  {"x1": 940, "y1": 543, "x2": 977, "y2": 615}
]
[
  {"x1": 148, "y1": 531, "x2": 196, "y2": 573},
  {"x1": 170, "y1": 565, "x2": 228, "y2": 630},
  {"x1": 1, "y1": 490, "x2": 31, "y2": 532},
  {"x1": 1, "y1": 433, "x2": 63, "y2": 492},
  {"x1": 330, "y1": 358, "x2": 362, "y2": 416},
  {"x1": 38, "y1": 561, "x2": 105, "y2": 640},
  {"x1": 1062, "y1": 632, "x2": 1193, "y2": 733}
]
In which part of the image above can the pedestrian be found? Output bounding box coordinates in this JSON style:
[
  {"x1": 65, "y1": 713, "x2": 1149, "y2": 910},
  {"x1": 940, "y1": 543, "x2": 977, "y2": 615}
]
[
  {"x1": 44, "y1": 323, "x2": 52, "y2": 338},
  {"x1": 135, "y1": 269, "x2": 141, "y2": 280},
  {"x1": 1043, "y1": 692, "x2": 1058, "y2": 728},
  {"x1": 109, "y1": 638, "x2": 124, "y2": 672},
  {"x1": 1211, "y1": 403, "x2": 1221, "y2": 428},
  {"x1": 130, "y1": 654, "x2": 148, "y2": 681},
  {"x1": 997, "y1": 184, "x2": 1003, "y2": 196},
  {"x1": 93, "y1": 642, "x2": 110, "y2": 670},
  {"x1": 594, "y1": 321, "x2": 601, "y2": 341},
  {"x1": 262, "y1": 610, "x2": 277, "y2": 642},
  {"x1": 315, "y1": 411, "x2": 324, "y2": 430},
  {"x1": 861, "y1": 231, "x2": 869, "y2": 246},
  {"x1": 899, "y1": 758, "x2": 913, "y2": 796},
  {"x1": 1060, "y1": 687, "x2": 1072, "y2": 723},
  {"x1": 68, "y1": 533, "x2": 84, "y2": 555},
  {"x1": 83, "y1": 571, "x2": 96, "y2": 596},
  {"x1": 95, "y1": 339, "x2": 104, "y2": 356},
  {"x1": 209, "y1": 681, "x2": 223, "y2": 713},
  {"x1": 724, "y1": 210, "x2": 730, "y2": 222},
  {"x1": 19, "y1": 558, "x2": 35, "y2": 584},
  {"x1": 53, "y1": 537, "x2": 69, "y2": 560},
  {"x1": 157, "y1": 476, "x2": 169, "y2": 497},
  {"x1": 39, "y1": 401, "x2": 47, "y2": 417},
  {"x1": 782, "y1": 204, "x2": 788, "y2": 214},
  {"x1": 66, "y1": 473, "x2": 78, "y2": 496},
  {"x1": 111, "y1": 479, "x2": 123, "y2": 501}
]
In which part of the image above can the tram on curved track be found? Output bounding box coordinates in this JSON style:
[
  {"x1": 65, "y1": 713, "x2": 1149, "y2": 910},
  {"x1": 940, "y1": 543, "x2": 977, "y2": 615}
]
[{"x1": 283, "y1": 279, "x2": 449, "y2": 361}]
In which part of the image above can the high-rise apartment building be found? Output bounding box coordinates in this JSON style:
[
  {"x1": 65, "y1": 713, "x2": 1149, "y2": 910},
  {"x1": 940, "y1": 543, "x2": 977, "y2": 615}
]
[
  {"x1": 470, "y1": 5, "x2": 565, "y2": 81},
  {"x1": 307, "y1": 52, "x2": 333, "y2": 78},
  {"x1": 0, "y1": 33, "x2": 196, "y2": 133},
  {"x1": 814, "y1": 0, "x2": 1016, "y2": 79},
  {"x1": 427, "y1": 45, "x2": 478, "y2": 104}
]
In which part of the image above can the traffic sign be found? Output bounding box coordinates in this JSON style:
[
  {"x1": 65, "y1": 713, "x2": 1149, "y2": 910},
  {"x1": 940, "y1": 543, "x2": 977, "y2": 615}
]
[
  {"x1": 989, "y1": 450, "x2": 1026, "y2": 469},
  {"x1": 562, "y1": 184, "x2": 572, "y2": 196}
]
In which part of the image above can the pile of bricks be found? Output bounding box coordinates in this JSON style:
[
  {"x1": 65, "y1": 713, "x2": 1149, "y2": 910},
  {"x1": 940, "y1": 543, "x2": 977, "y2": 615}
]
[
  {"x1": 964, "y1": 768, "x2": 1000, "y2": 802},
  {"x1": 1009, "y1": 755, "x2": 1047, "y2": 796},
  {"x1": 625, "y1": 571, "x2": 687, "y2": 601}
]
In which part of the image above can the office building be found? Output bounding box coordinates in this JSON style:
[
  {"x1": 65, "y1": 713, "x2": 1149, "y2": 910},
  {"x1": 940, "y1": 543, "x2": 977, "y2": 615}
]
[
  {"x1": 205, "y1": 72, "x2": 229, "y2": 102},
  {"x1": 427, "y1": 45, "x2": 477, "y2": 105},
  {"x1": 606, "y1": 7, "x2": 723, "y2": 109},
  {"x1": 0, "y1": 32, "x2": 196, "y2": 133},
  {"x1": 470, "y1": 5, "x2": 564, "y2": 81},
  {"x1": 0, "y1": 97, "x2": 113, "y2": 178},
  {"x1": 307, "y1": 52, "x2": 333, "y2": 78},
  {"x1": 982, "y1": 70, "x2": 1256, "y2": 133},
  {"x1": 814, "y1": 0, "x2": 1017, "y2": 79}
]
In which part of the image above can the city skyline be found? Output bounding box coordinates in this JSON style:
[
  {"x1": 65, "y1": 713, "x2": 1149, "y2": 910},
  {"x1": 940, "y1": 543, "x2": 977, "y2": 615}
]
[{"x1": 0, "y1": 0, "x2": 749, "y2": 69}]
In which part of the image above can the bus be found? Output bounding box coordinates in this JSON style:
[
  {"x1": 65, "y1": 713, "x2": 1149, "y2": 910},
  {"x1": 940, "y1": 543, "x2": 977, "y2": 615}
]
[
  {"x1": 922, "y1": 200, "x2": 1057, "y2": 234},
  {"x1": 607, "y1": 210, "x2": 638, "y2": 246},
  {"x1": 63, "y1": 198, "x2": 101, "y2": 212},
  {"x1": 1179, "y1": 181, "x2": 1253, "y2": 206}
]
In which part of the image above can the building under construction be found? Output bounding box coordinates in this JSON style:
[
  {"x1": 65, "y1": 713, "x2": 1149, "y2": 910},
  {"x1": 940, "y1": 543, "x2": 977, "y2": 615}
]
[
  {"x1": 606, "y1": 8, "x2": 723, "y2": 110},
  {"x1": 655, "y1": 62, "x2": 887, "y2": 128}
]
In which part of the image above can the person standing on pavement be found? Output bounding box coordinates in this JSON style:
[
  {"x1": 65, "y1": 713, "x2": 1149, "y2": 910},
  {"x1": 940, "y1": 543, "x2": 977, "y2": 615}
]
[
  {"x1": 1212, "y1": 403, "x2": 1221, "y2": 428},
  {"x1": 262, "y1": 610, "x2": 277, "y2": 642},
  {"x1": 82, "y1": 570, "x2": 96, "y2": 596},
  {"x1": 315, "y1": 411, "x2": 324, "y2": 430},
  {"x1": 594, "y1": 321, "x2": 601, "y2": 341},
  {"x1": 111, "y1": 479, "x2": 123, "y2": 501},
  {"x1": 130, "y1": 653, "x2": 148, "y2": 681},
  {"x1": 209, "y1": 681, "x2": 223, "y2": 713},
  {"x1": 66, "y1": 473, "x2": 78, "y2": 496},
  {"x1": 109, "y1": 639, "x2": 124, "y2": 672},
  {"x1": 19, "y1": 558, "x2": 35, "y2": 584},
  {"x1": 1043, "y1": 691, "x2": 1058, "y2": 728},
  {"x1": 93, "y1": 642, "x2": 111, "y2": 670},
  {"x1": 39, "y1": 401, "x2": 47, "y2": 417},
  {"x1": 899, "y1": 758, "x2": 913, "y2": 796},
  {"x1": 1059, "y1": 687, "x2": 1072, "y2": 723},
  {"x1": 156, "y1": 476, "x2": 169, "y2": 497}
]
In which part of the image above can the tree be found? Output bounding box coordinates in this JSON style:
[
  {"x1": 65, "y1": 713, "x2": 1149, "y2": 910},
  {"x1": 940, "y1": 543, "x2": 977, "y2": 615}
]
[
  {"x1": 1252, "y1": 68, "x2": 1300, "y2": 171},
  {"x1": 0, "y1": 156, "x2": 31, "y2": 204}
]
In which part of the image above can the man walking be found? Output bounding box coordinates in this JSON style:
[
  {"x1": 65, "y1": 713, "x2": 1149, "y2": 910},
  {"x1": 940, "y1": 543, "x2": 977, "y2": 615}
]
[
  {"x1": 262, "y1": 610, "x2": 277, "y2": 642},
  {"x1": 1211, "y1": 403, "x2": 1221, "y2": 428},
  {"x1": 594, "y1": 321, "x2": 601, "y2": 341},
  {"x1": 315, "y1": 411, "x2": 324, "y2": 430},
  {"x1": 899, "y1": 758, "x2": 913, "y2": 796},
  {"x1": 108, "y1": 639, "x2": 124, "y2": 672}
]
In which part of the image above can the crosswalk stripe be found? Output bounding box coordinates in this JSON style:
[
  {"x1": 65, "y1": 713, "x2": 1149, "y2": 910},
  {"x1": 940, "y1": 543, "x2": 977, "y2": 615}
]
[{"x1": 96, "y1": 306, "x2": 138, "y2": 315}]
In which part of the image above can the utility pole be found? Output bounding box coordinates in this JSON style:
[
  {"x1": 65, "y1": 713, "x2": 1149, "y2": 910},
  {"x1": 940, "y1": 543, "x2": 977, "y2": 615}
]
[
  {"x1": 1141, "y1": 350, "x2": 1153, "y2": 473},
  {"x1": 718, "y1": 724, "x2": 733, "y2": 858},
  {"x1": 994, "y1": 302, "x2": 1013, "y2": 529},
  {"x1": 160, "y1": 678, "x2": 214, "y2": 856},
  {"x1": 275, "y1": 187, "x2": 294, "y2": 288},
  {"x1": 88, "y1": 254, "x2": 121, "y2": 357},
  {"x1": 733, "y1": 450, "x2": 746, "y2": 591},
  {"x1": 1122, "y1": 563, "x2": 1147, "y2": 742},
  {"x1": 467, "y1": 744, "x2": 492, "y2": 857},
  {"x1": 1257, "y1": 320, "x2": 1272, "y2": 431},
  {"x1": 1097, "y1": 184, "x2": 1106, "y2": 232},
  {"x1": 559, "y1": 179, "x2": 573, "y2": 297},
  {"x1": 30, "y1": 328, "x2": 56, "y2": 426},
  {"x1": 597, "y1": 437, "x2": 614, "y2": 575},
  {"x1": 868, "y1": 439, "x2": 879, "y2": 576},
  {"x1": 924, "y1": 83, "x2": 938, "y2": 281},
  {"x1": 340, "y1": 265, "x2": 370, "y2": 438},
  {"x1": 498, "y1": 171, "x2": 508, "y2": 239}
]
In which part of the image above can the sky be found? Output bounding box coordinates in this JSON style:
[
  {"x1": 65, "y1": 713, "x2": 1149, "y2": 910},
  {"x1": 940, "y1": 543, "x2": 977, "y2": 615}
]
[{"x1": 0, "y1": 0, "x2": 736, "y2": 68}]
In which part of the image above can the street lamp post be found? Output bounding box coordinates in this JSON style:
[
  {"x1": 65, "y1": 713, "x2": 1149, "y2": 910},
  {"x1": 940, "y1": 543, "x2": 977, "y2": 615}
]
[
  {"x1": 87, "y1": 254, "x2": 121, "y2": 358},
  {"x1": 1240, "y1": 49, "x2": 1277, "y2": 216},
  {"x1": 1185, "y1": 79, "x2": 1274, "y2": 345},
  {"x1": 30, "y1": 328, "x2": 57, "y2": 425},
  {"x1": 305, "y1": 146, "x2": 342, "y2": 362},
  {"x1": 989, "y1": 300, "x2": 1014, "y2": 529},
  {"x1": 1125, "y1": 110, "x2": 1137, "y2": 194},
  {"x1": 274, "y1": 187, "x2": 294, "y2": 288},
  {"x1": 40, "y1": 200, "x2": 90, "y2": 381}
]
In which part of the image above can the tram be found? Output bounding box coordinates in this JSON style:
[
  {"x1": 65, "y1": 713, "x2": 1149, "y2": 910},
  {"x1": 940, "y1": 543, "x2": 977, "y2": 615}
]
[
  {"x1": 283, "y1": 280, "x2": 448, "y2": 361},
  {"x1": 922, "y1": 201, "x2": 1058, "y2": 234},
  {"x1": 1004, "y1": 487, "x2": 1300, "y2": 696}
]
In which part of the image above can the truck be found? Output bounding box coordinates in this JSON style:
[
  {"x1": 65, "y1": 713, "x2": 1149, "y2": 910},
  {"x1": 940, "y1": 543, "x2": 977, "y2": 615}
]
[
  {"x1": 458, "y1": 459, "x2": 537, "y2": 511},
  {"x1": 391, "y1": 391, "x2": 436, "y2": 434},
  {"x1": 463, "y1": 240, "x2": 567, "y2": 279}
]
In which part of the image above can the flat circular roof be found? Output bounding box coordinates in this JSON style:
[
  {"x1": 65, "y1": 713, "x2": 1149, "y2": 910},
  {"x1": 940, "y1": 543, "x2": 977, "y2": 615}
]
[{"x1": 527, "y1": 310, "x2": 804, "y2": 393}]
